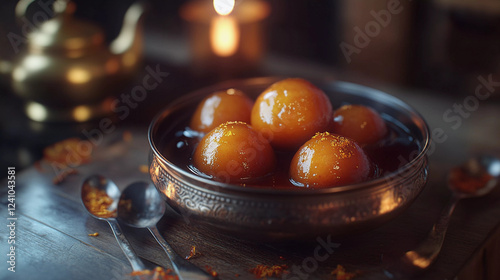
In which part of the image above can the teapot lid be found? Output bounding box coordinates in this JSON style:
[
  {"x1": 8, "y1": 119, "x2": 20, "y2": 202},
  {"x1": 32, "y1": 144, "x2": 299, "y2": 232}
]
[{"x1": 28, "y1": 1, "x2": 105, "y2": 51}]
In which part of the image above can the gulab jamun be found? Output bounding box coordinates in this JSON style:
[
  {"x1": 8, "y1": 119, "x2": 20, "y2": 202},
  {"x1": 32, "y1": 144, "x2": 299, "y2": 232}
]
[
  {"x1": 251, "y1": 78, "x2": 333, "y2": 150},
  {"x1": 192, "y1": 121, "x2": 276, "y2": 184},
  {"x1": 290, "y1": 132, "x2": 371, "y2": 188},
  {"x1": 331, "y1": 105, "x2": 387, "y2": 145},
  {"x1": 190, "y1": 89, "x2": 254, "y2": 133}
]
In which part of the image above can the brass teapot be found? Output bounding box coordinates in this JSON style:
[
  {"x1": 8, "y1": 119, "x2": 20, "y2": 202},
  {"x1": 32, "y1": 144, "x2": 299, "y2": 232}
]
[{"x1": 8, "y1": 0, "x2": 145, "y2": 122}]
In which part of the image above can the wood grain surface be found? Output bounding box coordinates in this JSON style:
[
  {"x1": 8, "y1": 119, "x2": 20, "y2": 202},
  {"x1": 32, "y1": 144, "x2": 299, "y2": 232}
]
[{"x1": 1, "y1": 85, "x2": 500, "y2": 280}]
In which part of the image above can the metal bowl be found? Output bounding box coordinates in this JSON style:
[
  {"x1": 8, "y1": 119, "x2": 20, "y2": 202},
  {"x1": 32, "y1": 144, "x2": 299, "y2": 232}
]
[{"x1": 148, "y1": 77, "x2": 430, "y2": 240}]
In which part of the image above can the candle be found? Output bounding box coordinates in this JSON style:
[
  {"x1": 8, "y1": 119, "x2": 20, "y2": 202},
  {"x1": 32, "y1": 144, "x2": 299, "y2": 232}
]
[
  {"x1": 181, "y1": 0, "x2": 270, "y2": 77},
  {"x1": 211, "y1": 0, "x2": 240, "y2": 57}
]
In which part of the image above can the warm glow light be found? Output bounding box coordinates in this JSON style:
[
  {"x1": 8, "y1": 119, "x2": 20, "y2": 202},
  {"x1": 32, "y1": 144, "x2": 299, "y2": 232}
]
[
  {"x1": 67, "y1": 68, "x2": 91, "y2": 84},
  {"x1": 26, "y1": 102, "x2": 48, "y2": 122},
  {"x1": 65, "y1": 38, "x2": 86, "y2": 50},
  {"x1": 66, "y1": 50, "x2": 85, "y2": 58},
  {"x1": 122, "y1": 53, "x2": 137, "y2": 67},
  {"x1": 165, "y1": 181, "x2": 176, "y2": 199},
  {"x1": 405, "y1": 251, "x2": 431, "y2": 269},
  {"x1": 105, "y1": 58, "x2": 120, "y2": 74},
  {"x1": 213, "y1": 0, "x2": 235, "y2": 15},
  {"x1": 154, "y1": 164, "x2": 161, "y2": 178},
  {"x1": 12, "y1": 56, "x2": 50, "y2": 83},
  {"x1": 210, "y1": 16, "x2": 239, "y2": 57},
  {"x1": 13, "y1": 68, "x2": 27, "y2": 81},
  {"x1": 24, "y1": 56, "x2": 50, "y2": 71},
  {"x1": 72, "y1": 106, "x2": 92, "y2": 122},
  {"x1": 379, "y1": 190, "x2": 398, "y2": 214}
]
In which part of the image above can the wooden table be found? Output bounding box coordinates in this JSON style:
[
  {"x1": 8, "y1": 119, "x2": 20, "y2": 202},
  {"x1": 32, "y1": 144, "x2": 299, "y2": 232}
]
[{"x1": 1, "y1": 74, "x2": 500, "y2": 280}]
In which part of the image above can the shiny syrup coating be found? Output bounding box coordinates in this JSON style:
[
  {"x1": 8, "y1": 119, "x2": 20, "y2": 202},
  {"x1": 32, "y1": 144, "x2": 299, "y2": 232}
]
[
  {"x1": 251, "y1": 78, "x2": 333, "y2": 150},
  {"x1": 290, "y1": 132, "x2": 371, "y2": 188},
  {"x1": 190, "y1": 89, "x2": 254, "y2": 133},
  {"x1": 165, "y1": 118, "x2": 419, "y2": 189},
  {"x1": 192, "y1": 121, "x2": 276, "y2": 184},
  {"x1": 331, "y1": 104, "x2": 388, "y2": 145}
]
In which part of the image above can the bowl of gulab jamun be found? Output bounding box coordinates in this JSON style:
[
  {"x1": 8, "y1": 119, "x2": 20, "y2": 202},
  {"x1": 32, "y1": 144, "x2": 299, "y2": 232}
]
[{"x1": 148, "y1": 77, "x2": 430, "y2": 240}]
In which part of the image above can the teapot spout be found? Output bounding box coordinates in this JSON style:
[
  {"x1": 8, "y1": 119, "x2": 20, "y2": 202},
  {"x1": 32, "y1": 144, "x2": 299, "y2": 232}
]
[{"x1": 110, "y1": 2, "x2": 146, "y2": 56}]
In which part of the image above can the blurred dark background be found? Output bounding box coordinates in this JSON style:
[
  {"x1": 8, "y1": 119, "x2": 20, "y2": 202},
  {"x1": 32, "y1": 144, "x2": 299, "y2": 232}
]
[
  {"x1": 1, "y1": 0, "x2": 500, "y2": 174},
  {"x1": 2, "y1": 0, "x2": 500, "y2": 90}
]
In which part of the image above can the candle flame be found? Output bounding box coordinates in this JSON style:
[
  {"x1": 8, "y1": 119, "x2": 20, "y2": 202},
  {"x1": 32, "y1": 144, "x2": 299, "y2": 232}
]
[
  {"x1": 213, "y1": 0, "x2": 235, "y2": 16},
  {"x1": 210, "y1": 16, "x2": 239, "y2": 57}
]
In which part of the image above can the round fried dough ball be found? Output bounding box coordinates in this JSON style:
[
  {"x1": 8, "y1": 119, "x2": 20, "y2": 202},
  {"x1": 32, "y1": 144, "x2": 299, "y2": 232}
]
[
  {"x1": 251, "y1": 78, "x2": 332, "y2": 150},
  {"x1": 190, "y1": 89, "x2": 254, "y2": 133},
  {"x1": 331, "y1": 105, "x2": 387, "y2": 145},
  {"x1": 192, "y1": 121, "x2": 276, "y2": 184},
  {"x1": 290, "y1": 132, "x2": 370, "y2": 188}
]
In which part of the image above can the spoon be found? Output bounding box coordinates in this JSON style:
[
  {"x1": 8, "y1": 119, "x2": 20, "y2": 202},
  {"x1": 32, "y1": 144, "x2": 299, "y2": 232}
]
[
  {"x1": 81, "y1": 175, "x2": 146, "y2": 272},
  {"x1": 117, "y1": 181, "x2": 214, "y2": 280},
  {"x1": 398, "y1": 155, "x2": 500, "y2": 273}
]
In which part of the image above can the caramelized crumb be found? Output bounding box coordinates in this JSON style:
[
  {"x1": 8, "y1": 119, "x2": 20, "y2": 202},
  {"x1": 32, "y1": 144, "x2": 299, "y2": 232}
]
[
  {"x1": 331, "y1": 265, "x2": 358, "y2": 280},
  {"x1": 205, "y1": 266, "x2": 218, "y2": 277},
  {"x1": 250, "y1": 264, "x2": 289, "y2": 279},
  {"x1": 88, "y1": 232, "x2": 99, "y2": 237},
  {"x1": 185, "y1": 246, "x2": 202, "y2": 260},
  {"x1": 219, "y1": 120, "x2": 248, "y2": 129},
  {"x1": 82, "y1": 185, "x2": 116, "y2": 218},
  {"x1": 312, "y1": 131, "x2": 331, "y2": 139},
  {"x1": 130, "y1": 267, "x2": 178, "y2": 280},
  {"x1": 43, "y1": 138, "x2": 92, "y2": 167},
  {"x1": 42, "y1": 138, "x2": 93, "y2": 185}
]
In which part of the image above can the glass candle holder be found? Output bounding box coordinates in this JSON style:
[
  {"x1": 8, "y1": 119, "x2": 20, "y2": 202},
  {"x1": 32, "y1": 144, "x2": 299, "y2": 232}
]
[{"x1": 181, "y1": 0, "x2": 270, "y2": 78}]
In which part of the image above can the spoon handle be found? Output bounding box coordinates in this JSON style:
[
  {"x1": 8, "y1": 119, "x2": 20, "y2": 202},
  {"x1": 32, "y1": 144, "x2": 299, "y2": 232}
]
[
  {"x1": 149, "y1": 226, "x2": 213, "y2": 280},
  {"x1": 106, "y1": 218, "x2": 146, "y2": 272},
  {"x1": 400, "y1": 194, "x2": 461, "y2": 271}
]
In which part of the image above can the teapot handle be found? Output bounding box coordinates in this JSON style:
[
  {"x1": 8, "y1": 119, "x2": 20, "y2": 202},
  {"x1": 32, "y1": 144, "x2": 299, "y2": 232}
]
[
  {"x1": 15, "y1": 0, "x2": 38, "y2": 20},
  {"x1": 15, "y1": 0, "x2": 70, "y2": 21}
]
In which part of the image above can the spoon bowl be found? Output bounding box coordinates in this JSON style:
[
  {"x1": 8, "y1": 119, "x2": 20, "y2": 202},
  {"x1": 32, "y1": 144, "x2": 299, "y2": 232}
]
[
  {"x1": 118, "y1": 181, "x2": 214, "y2": 280},
  {"x1": 397, "y1": 155, "x2": 500, "y2": 274},
  {"x1": 118, "y1": 181, "x2": 166, "y2": 228},
  {"x1": 81, "y1": 175, "x2": 120, "y2": 219},
  {"x1": 81, "y1": 175, "x2": 146, "y2": 272},
  {"x1": 448, "y1": 155, "x2": 500, "y2": 197}
]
